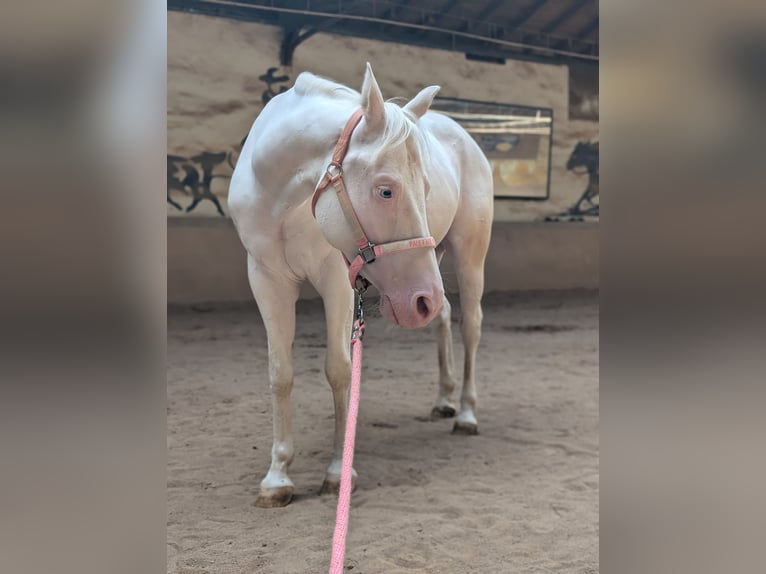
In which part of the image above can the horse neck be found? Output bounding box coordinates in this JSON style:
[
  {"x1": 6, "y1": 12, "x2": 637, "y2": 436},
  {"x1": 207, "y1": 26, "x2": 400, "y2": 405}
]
[{"x1": 254, "y1": 95, "x2": 358, "y2": 208}]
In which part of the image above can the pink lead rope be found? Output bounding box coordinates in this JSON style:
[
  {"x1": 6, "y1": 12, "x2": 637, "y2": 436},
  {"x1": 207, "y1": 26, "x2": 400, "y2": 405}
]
[
  {"x1": 329, "y1": 299, "x2": 365, "y2": 574},
  {"x1": 313, "y1": 109, "x2": 438, "y2": 572}
]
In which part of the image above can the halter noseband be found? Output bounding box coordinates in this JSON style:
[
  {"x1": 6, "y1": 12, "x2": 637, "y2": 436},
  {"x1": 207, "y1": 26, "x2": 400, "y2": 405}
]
[{"x1": 310, "y1": 109, "x2": 436, "y2": 290}]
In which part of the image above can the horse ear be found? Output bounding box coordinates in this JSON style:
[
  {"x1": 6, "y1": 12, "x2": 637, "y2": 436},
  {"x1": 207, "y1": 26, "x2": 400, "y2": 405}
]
[
  {"x1": 361, "y1": 62, "x2": 385, "y2": 132},
  {"x1": 404, "y1": 85, "x2": 440, "y2": 119}
]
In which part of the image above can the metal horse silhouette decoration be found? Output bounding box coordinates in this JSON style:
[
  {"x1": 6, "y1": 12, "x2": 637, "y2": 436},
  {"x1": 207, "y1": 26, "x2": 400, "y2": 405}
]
[
  {"x1": 167, "y1": 151, "x2": 236, "y2": 216},
  {"x1": 564, "y1": 141, "x2": 599, "y2": 217},
  {"x1": 259, "y1": 67, "x2": 290, "y2": 105}
]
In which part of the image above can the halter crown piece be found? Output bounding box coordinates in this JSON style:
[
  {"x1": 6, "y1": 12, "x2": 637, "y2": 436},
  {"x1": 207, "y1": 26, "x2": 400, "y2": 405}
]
[{"x1": 311, "y1": 109, "x2": 437, "y2": 290}]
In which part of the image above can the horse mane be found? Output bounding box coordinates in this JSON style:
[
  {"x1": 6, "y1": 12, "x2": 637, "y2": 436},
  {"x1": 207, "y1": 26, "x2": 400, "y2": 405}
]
[{"x1": 373, "y1": 102, "x2": 432, "y2": 170}]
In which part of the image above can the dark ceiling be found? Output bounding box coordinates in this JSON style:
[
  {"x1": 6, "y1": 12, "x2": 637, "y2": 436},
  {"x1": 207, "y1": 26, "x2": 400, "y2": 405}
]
[{"x1": 168, "y1": 0, "x2": 598, "y2": 68}]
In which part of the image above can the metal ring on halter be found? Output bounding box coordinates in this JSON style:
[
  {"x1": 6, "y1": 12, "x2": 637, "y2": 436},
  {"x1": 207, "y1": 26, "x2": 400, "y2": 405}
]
[{"x1": 326, "y1": 162, "x2": 343, "y2": 179}]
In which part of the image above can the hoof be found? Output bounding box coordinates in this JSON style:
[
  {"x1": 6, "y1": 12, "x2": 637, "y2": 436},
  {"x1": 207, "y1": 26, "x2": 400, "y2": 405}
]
[
  {"x1": 319, "y1": 474, "x2": 357, "y2": 496},
  {"x1": 431, "y1": 404, "x2": 457, "y2": 418},
  {"x1": 452, "y1": 420, "x2": 479, "y2": 435},
  {"x1": 255, "y1": 486, "x2": 294, "y2": 508}
]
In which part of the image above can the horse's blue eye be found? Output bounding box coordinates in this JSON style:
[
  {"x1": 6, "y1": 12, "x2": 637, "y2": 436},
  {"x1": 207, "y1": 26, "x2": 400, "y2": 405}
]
[{"x1": 379, "y1": 187, "x2": 393, "y2": 199}]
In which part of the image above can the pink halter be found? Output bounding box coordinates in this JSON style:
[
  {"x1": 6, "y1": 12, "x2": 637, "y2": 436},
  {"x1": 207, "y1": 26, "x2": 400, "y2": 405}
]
[{"x1": 311, "y1": 109, "x2": 436, "y2": 289}]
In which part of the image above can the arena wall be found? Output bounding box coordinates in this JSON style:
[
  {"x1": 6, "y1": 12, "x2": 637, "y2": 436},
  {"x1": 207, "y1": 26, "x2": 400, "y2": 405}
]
[{"x1": 168, "y1": 219, "x2": 597, "y2": 303}]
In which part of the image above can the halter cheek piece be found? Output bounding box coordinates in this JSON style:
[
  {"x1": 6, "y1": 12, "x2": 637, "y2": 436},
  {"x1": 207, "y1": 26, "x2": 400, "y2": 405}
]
[{"x1": 310, "y1": 109, "x2": 436, "y2": 290}]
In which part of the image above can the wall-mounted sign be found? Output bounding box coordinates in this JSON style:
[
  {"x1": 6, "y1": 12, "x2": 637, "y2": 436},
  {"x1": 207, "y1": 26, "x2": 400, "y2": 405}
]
[{"x1": 431, "y1": 97, "x2": 553, "y2": 200}]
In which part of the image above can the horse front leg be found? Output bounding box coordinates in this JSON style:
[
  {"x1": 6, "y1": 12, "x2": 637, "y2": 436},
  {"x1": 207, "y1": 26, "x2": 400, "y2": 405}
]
[
  {"x1": 452, "y1": 256, "x2": 487, "y2": 435},
  {"x1": 431, "y1": 296, "x2": 459, "y2": 418},
  {"x1": 312, "y1": 258, "x2": 356, "y2": 495},
  {"x1": 455, "y1": 300, "x2": 482, "y2": 433},
  {"x1": 248, "y1": 257, "x2": 300, "y2": 508}
]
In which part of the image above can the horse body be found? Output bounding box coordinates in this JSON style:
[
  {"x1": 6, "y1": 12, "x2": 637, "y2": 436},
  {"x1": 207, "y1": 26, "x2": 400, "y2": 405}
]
[{"x1": 229, "y1": 65, "x2": 493, "y2": 507}]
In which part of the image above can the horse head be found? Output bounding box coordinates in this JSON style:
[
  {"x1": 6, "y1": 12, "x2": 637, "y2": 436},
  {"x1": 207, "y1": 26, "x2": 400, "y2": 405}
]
[{"x1": 313, "y1": 64, "x2": 444, "y2": 328}]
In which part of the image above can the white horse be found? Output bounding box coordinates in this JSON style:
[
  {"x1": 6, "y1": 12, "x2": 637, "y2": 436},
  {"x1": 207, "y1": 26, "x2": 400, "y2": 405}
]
[{"x1": 229, "y1": 64, "x2": 493, "y2": 508}]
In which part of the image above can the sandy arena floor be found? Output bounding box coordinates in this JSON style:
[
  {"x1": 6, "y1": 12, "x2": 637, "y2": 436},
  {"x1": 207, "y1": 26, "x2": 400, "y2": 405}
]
[{"x1": 167, "y1": 291, "x2": 599, "y2": 573}]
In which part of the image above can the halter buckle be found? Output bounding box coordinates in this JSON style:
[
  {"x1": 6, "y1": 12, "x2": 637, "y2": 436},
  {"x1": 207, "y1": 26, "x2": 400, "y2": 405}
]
[{"x1": 358, "y1": 242, "x2": 376, "y2": 264}]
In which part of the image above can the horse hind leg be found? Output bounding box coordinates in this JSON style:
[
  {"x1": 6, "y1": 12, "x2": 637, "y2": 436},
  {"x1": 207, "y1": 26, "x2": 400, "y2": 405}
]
[
  {"x1": 431, "y1": 296, "x2": 458, "y2": 418},
  {"x1": 248, "y1": 257, "x2": 300, "y2": 508}
]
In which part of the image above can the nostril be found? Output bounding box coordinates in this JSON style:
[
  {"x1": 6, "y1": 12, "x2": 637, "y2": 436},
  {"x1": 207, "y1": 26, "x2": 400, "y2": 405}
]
[{"x1": 416, "y1": 296, "x2": 430, "y2": 318}]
